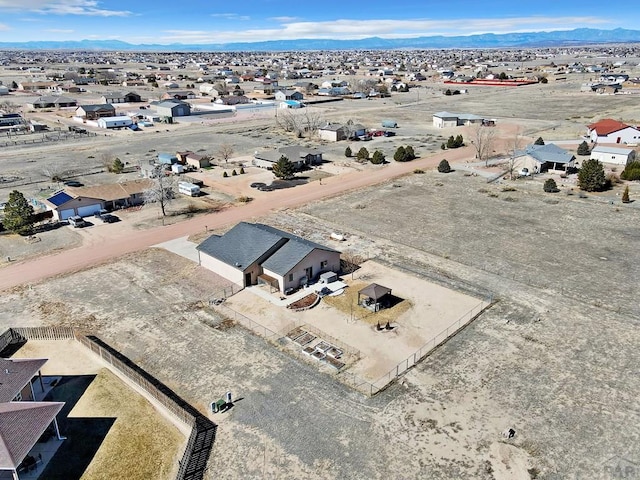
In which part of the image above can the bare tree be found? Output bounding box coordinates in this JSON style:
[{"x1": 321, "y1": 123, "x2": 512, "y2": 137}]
[
  {"x1": 217, "y1": 144, "x2": 234, "y2": 164},
  {"x1": 340, "y1": 250, "x2": 364, "y2": 280},
  {"x1": 276, "y1": 109, "x2": 304, "y2": 137},
  {"x1": 42, "y1": 163, "x2": 66, "y2": 183},
  {"x1": 507, "y1": 128, "x2": 524, "y2": 180},
  {"x1": 301, "y1": 109, "x2": 323, "y2": 138},
  {"x1": 144, "y1": 165, "x2": 176, "y2": 217},
  {"x1": 471, "y1": 123, "x2": 497, "y2": 167},
  {"x1": 0, "y1": 101, "x2": 19, "y2": 114}
]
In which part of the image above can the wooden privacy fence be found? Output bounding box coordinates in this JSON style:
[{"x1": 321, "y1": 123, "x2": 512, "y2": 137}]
[{"x1": 0, "y1": 327, "x2": 216, "y2": 480}]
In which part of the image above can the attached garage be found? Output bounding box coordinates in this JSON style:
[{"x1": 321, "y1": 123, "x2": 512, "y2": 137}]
[
  {"x1": 59, "y1": 208, "x2": 75, "y2": 220},
  {"x1": 77, "y1": 204, "x2": 102, "y2": 217}
]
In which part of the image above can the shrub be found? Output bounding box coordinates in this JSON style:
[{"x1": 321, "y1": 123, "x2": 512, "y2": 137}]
[
  {"x1": 232, "y1": 169, "x2": 237, "y2": 176},
  {"x1": 223, "y1": 171, "x2": 228, "y2": 178},
  {"x1": 405, "y1": 146, "x2": 416, "y2": 160},
  {"x1": 622, "y1": 185, "x2": 630, "y2": 203},
  {"x1": 239, "y1": 167, "x2": 245, "y2": 174},
  {"x1": 356, "y1": 147, "x2": 369, "y2": 161},
  {"x1": 437, "y1": 159, "x2": 451, "y2": 173},
  {"x1": 394, "y1": 146, "x2": 406, "y2": 162},
  {"x1": 237, "y1": 196, "x2": 253, "y2": 203},
  {"x1": 413, "y1": 169, "x2": 425, "y2": 174},
  {"x1": 345, "y1": 146, "x2": 352, "y2": 158},
  {"x1": 371, "y1": 150, "x2": 385, "y2": 165},
  {"x1": 621, "y1": 161, "x2": 640, "y2": 181},
  {"x1": 543, "y1": 178, "x2": 559, "y2": 193}
]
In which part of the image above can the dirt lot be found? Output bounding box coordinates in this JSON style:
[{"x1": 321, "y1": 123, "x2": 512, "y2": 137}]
[{"x1": 1, "y1": 66, "x2": 640, "y2": 479}]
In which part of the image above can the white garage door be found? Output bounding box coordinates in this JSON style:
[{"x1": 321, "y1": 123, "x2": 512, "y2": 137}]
[
  {"x1": 77, "y1": 204, "x2": 102, "y2": 217},
  {"x1": 59, "y1": 208, "x2": 75, "y2": 220}
]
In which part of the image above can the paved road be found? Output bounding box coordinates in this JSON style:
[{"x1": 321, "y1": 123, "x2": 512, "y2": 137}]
[{"x1": 0, "y1": 146, "x2": 473, "y2": 291}]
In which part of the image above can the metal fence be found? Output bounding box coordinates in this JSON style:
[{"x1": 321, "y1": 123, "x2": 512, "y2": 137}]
[
  {"x1": 215, "y1": 303, "x2": 282, "y2": 341},
  {"x1": 208, "y1": 282, "x2": 244, "y2": 304},
  {"x1": 0, "y1": 327, "x2": 216, "y2": 480}
]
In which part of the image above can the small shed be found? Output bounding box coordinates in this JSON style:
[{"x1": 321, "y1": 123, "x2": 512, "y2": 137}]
[
  {"x1": 358, "y1": 283, "x2": 392, "y2": 312},
  {"x1": 320, "y1": 271, "x2": 338, "y2": 284}
]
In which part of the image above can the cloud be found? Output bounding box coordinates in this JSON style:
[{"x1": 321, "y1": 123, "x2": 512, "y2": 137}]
[
  {"x1": 268, "y1": 16, "x2": 300, "y2": 23},
  {"x1": 210, "y1": 13, "x2": 250, "y2": 21},
  {"x1": 0, "y1": 1, "x2": 131, "y2": 16},
  {"x1": 160, "y1": 16, "x2": 612, "y2": 44},
  {"x1": 0, "y1": 23, "x2": 9, "y2": 31},
  {"x1": 45, "y1": 28, "x2": 74, "y2": 33}
]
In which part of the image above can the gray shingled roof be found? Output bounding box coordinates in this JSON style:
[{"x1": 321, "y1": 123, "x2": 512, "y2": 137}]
[
  {"x1": 0, "y1": 401, "x2": 64, "y2": 469},
  {"x1": 0, "y1": 358, "x2": 47, "y2": 403},
  {"x1": 196, "y1": 222, "x2": 285, "y2": 270},
  {"x1": 517, "y1": 143, "x2": 575, "y2": 164},
  {"x1": 197, "y1": 222, "x2": 337, "y2": 274}
]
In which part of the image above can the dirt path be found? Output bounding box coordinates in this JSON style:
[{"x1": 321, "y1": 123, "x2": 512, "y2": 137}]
[{"x1": 0, "y1": 146, "x2": 472, "y2": 291}]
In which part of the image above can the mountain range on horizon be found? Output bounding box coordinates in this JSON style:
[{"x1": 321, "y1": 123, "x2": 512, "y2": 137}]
[{"x1": 0, "y1": 28, "x2": 639, "y2": 52}]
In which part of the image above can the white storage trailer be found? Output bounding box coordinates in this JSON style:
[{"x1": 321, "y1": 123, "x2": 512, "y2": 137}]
[{"x1": 178, "y1": 181, "x2": 200, "y2": 197}]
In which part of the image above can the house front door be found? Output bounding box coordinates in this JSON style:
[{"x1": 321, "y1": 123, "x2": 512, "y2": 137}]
[
  {"x1": 305, "y1": 266, "x2": 313, "y2": 281},
  {"x1": 245, "y1": 272, "x2": 252, "y2": 286}
]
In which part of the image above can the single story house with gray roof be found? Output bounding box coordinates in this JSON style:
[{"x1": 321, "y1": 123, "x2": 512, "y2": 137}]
[
  {"x1": 254, "y1": 146, "x2": 322, "y2": 170},
  {"x1": 432, "y1": 111, "x2": 485, "y2": 128},
  {"x1": 27, "y1": 96, "x2": 77, "y2": 109},
  {"x1": 197, "y1": 222, "x2": 340, "y2": 292},
  {"x1": 515, "y1": 143, "x2": 576, "y2": 173}
]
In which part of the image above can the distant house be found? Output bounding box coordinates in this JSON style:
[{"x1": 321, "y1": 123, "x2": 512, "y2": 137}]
[
  {"x1": 75, "y1": 104, "x2": 115, "y2": 120},
  {"x1": 318, "y1": 123, "x2": 349, "y2": 142},
  {"x1": 197, "y1": 222, "x2": 340, "y2": 292},
  {"x1": 163, "y1": 82, "x2": 179, "y2": 89},
  {"x1": 97, "y1": 116, "x2": 133, "y2": 129},
  {"x1": 515, "y1": 143, "x2": 576, "y2": 173},
  {"x1": 590, "y1": 146, "x2": 636, "y2": 166},
  {"x1": 274, "y1": 90, "x2": 303, "y2": 101},
  {"x1": 18, "y1": 81, "x2": 57, "y2": 92},
  {"x1": 44, "y1": 190, "x2": 105, "y2": 220},
  {"x1": 185, "y1": 152, "x2": 210, "y2": 169},
  {"x1": 587, "y1": 119, "x2": 640, "y2": 144},
  {"x1": 66, "y1": 179, "x2": 153, "y2": 209},
  {"x1": 27, "y1": 95, "x2": 77, "y2": 109},
  {"x1": 100, "y1": 91, "x2": 142, "y2": 104},
  {"x1": 0, "y1": 113, "x2": 24, "y2": 127},
  {"x1": 153, "y1": 100, "x2": 191, "y2": 117},
  {"x1": 254, "y1": 146, "x2": 322, "y2": 170},
  {"x1": 432, "y1": 111, "x2": 485, "y2": 128},
  {"x1": 158, "y1": 153, "x2": 179, "y2": 165},
  {"x1": 161, "y1": 90, "x2": 196, "y2": 101}
]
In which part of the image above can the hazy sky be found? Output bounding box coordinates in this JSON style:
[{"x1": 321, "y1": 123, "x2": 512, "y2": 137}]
[{"x1": 0, "y1": 0, "x2": 629, "y2": 44}]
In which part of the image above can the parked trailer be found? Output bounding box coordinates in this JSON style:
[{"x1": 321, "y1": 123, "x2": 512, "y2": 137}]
[
  {"x1": 178, "y1": 181, "x2": 200, "y2": 197},
  {"x1": 381, "y1": 119, "x2": 398, "y2": 128}
]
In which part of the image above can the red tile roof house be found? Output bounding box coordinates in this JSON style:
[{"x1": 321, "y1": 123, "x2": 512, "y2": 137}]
[
  {"x1": 0, "y1": 358, "x2": 65, "y2": 479},
  {"x1": 587, "y1": 119, "x2": 640, "y2": 145}
]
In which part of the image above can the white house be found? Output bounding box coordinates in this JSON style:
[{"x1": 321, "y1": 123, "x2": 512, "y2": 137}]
[
  {"x1": 590, "y1": 146, "x2": 636, "y2": 166},
  {"x1": 433, "y1": 111, "x2": 485, "y2": 128},
  {"x1": 588, "y1": 119, "x2": 640, "y2": 144}
]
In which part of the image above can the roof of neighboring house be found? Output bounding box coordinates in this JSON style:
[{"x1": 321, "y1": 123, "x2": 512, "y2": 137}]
[
  {"x1": 591, "y1": 146, "x2": 634, "y2": 155},
  {"x1": 279, "y1": 146, "x2": 322, "y2": 159},
  {"x1": 358, "y1": 283, "x2": 392, "y2": 301},
  {"x1": 102, "y1": 92, "x2": 125, "y2": 98},
  {"x1": 31, "y1": 95, "x2": 76, "y2": 104},
  {"x1": 77, "y1": 104, "x2": 115, "y2": 112},
  {"x1": 154, "y1": 100, "x2": 189, "y2": 108},
  {"x1": 165, "y1": 90, "x2": 194, "y2": 96},
  {"x1": 518, "y1": 143, "x2": 575, "y2": 164},
  {"x1": 0, "y1": 401, "x2": 64, "y2": 469},
  {"x1": 66, "y1": 179, "x2": 153, "y2": 202},
  {"x1": 319, "y1": 123, "x2": 347, "y2": 132},
  {"x1": 197, "y1": 222, "x2": 286, "y2": 271},
  {"x1": 0, "y1": 358, "x2": 47, "y2": 403},
  {"x1": 588, "y1": 119, "x2": 633, "y2": 135},
  {"x1": 46, "y1": 191, "x2": 74, "y2": 207}
]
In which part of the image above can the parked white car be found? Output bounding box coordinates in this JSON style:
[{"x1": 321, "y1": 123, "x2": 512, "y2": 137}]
[{"x1": 519, "y1": 168, "x2": 531, "y2": 177}]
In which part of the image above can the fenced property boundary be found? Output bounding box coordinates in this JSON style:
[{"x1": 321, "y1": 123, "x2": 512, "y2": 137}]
[
  {"x1": 211, "y1": 298, "x2": 494, "y2": 397},
  {"x1": 1, "y1": 327, "x2": 216, "y2": 480}
]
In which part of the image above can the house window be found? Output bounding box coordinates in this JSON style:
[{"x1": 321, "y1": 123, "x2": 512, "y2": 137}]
[
  {"x1": 288, "y1": 274, "x2": 293, "y2": 282},
  {"x1": 320, "y1": 260, "x2": 328, "y2": 269}
]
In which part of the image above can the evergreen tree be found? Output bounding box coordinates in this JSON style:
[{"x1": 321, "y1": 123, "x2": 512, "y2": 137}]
[
  {"x1": 577, "y1": 141, "x2": 590, "y2": 156},
  {"x1": 543, "y1": 178, "x2": 559, "y2": 193},
  {"x1": 345, "y1": 146, "x2": 352, "y2": 158},
  {"x1": 534, "y1": 137, "x2": 545, "y2": 145},
  {"x1": 356, "y1": 147, "x2": 370, "y2": 161},
  {"x1": 438, "y1": 159, "x2": 451, "y2": 173},
  {"x1": 272, "y1": 156, "x2": 295, "y2": 179},
  {"x1": 622, "y1": 185, "x2": 630, "y2": 203},
  {"x1": 371, "y1": 150, "x2": 385, "y2": 164},
  {"x1": 394, "y1": 146, "x2": 406, "y2": 162},
  {"x1": 405, "y1": 146, "x2": 415, "y2": 160},
  {"x1": 578, "y1": 159, "x2": 606, "y2": 192},
  {"x1": 3, "y1": 190, "x2": 35, "y2": 235}
]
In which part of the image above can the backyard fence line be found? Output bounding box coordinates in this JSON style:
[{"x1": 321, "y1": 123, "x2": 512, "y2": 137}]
[
  {"x1": 215, "y1": 303, "x2": 281, "y2": 341},
  {"x1": 208, "y1": 282, "x2": 244, "y2": 304},
  {"x1": 372, "y1": 299, "x2": 494, "y2": 390},
  {"x1": 0, "y1": 327, "x2": 215, "y2": 480}
]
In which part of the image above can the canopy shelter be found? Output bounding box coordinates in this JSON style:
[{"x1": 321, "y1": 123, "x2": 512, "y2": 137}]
[{"x1": 358, "y1": 283, "x2": 392, "y2": 312}]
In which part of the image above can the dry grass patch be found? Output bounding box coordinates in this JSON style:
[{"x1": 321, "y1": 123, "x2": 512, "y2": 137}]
[
  {"x1": 72, "y1": 368, "x2": 185, "y2": 480},
  {"x1": 323, "y1": 281, "x2": 412, "y2": 326}
]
